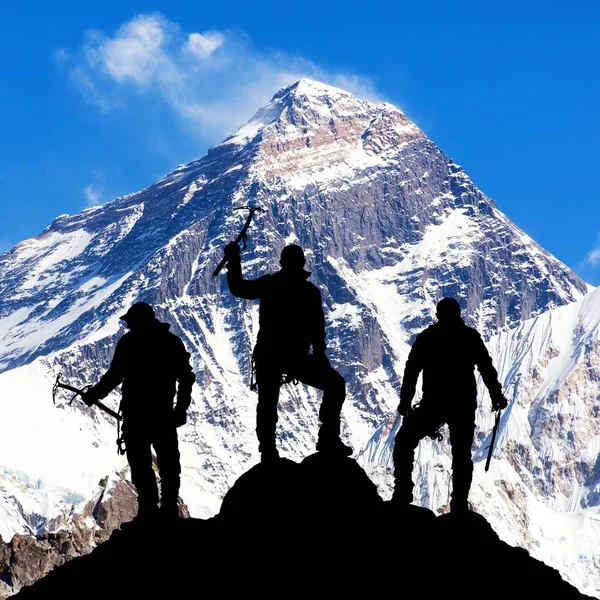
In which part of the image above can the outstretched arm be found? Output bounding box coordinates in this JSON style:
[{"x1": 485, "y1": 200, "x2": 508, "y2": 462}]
[
  {"x1": 398, "y1": 335, "x2": 425, "y2": 416},
  {"x1": 83, "y1": 339, "x2": 127, "y2": 405},
  {"x1": 473, "y1": 332, "x2": 507, "y2": 410},
  {"x1": 224, "y1": 242, "x2": 264, "y2": 300}
]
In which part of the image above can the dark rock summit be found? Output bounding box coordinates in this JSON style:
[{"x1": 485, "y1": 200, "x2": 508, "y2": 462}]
[{"x1": 11, "y1": 457, "x2": 588, "y2": 600}]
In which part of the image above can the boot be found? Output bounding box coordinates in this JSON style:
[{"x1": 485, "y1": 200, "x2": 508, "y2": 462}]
[
  {"x1": 129, "y1": 500, "x2": 159, "y2": 528},
  {"x1": 159, "y1": 501, "x2": 180, "y2": 523},
  {"x1": 259, "y1": 440, "x2": 280, "y2": 462},
  {"x1": 316, "y1": 434, "x2": 352, "y2": 456},
  {"x1": 449, "y1": 497, "x2": 470, "y2": 513},
  {"x1": 390, "y1": 487, "x2": 413, "y2": 506}
]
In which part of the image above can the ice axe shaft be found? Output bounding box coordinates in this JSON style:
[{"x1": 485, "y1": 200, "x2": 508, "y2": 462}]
[
  {"x1": 485, "y1": 409, "x2": 501, "y2": 472},
  {"x1": 213, "y1": 206, "x2": 265, "y2": 277},
  {"x1": 53, "y1": 374, "x2": 122, "y2": 421}
]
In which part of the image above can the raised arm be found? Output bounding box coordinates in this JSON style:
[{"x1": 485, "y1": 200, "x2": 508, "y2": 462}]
[{"x1": 224, "y1": 241, "x2": 265, "y2": 300}]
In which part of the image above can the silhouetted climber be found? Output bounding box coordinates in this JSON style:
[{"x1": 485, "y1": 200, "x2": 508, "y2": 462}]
[
  {"x1": 82, "y1": 302, "x2": 195, "y2": 521},
  {"x1": 393, "y1": 297, "x2": 508, "y2": 512},
  {"x1": 224, "y1": 242, "x2": 352, "y2": 461}
]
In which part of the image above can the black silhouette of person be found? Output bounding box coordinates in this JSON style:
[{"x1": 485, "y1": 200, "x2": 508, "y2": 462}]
[
  {"x1": 224, "y1": 242, "x2": 352, "y2": 461},
  {"x1": 82, "y1": 302, "x2": 196, "y2": 521},
  {"x1": 392, "y1": 297, "x2": 508, "y2": 512}
]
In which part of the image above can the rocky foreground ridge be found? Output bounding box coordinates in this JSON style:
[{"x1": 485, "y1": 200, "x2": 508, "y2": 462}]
[
  {"x1": 0, "y1": 466, "x2": 189, "y2": 599},
  {"x1": 7, "y1": 455, "x2": 589, "y2": 600}
]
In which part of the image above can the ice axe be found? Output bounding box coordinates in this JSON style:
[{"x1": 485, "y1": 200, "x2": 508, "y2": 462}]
[
  {"x1": 485, "y1": 409, "x2": 501, "y2": 472},
  {"x1": 212, "y1": 206, "x2": 265, "y2": 277},
  {"x1": 52, "y1": 373, "x2": 122, "y2": 421},
  {"x1": 52, "y1": 373, "x2": 126, "y2": 455}
]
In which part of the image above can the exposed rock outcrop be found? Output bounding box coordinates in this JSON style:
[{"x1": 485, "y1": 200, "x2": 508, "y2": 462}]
[{"x1": 0, "y1": 468, "x2": 188, "y2": 599}]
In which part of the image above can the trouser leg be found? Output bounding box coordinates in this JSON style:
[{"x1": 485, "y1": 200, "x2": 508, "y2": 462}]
[
  {"x1": 153, "y1": 425, "x2": 181, "y2": 515},
  {"x1": 123, "y1": 421, "x2": 159, "y2": 516},
  {"x1": 254, "y1": 358, "x2": 282, "y2": 453},
  {"x1": 317, "y1": 369, "x2": 346, "y2": 441},
  {"x1": 288, "y1": 355, "x2": 346, "y2": 442},
  {"x1": 392, "y1": 407, "x2": 440, "y2": 503},
  {"x1": 448, "y1": 410, "x2": 476, "y2": 510}
]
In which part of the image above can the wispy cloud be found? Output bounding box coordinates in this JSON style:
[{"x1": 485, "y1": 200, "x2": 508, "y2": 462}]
[
  {"x1": 582, "y1": 233, "x2": 600, "y2": 267},
  {"x1": 83, "y1": 183, "x2": 103, "y2": 207},
  {"x1": 58, "y1": 13, "x2": 381, "y2": 142},
  {"x1": 577, "y1": 232, "x2": 600, "y2": 286},
  {"x1": 185, "y1": 32, "x2": 225, "y2": 61}
]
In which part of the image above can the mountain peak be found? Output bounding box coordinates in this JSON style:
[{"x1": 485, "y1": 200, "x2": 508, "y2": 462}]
[
  {"x1": 221, "y1": 78, "x2": 391, "y2": 148},
  {"x1": 275, "y1": 77, "x2": 360, "y2": 101},
  {"x1": 218, "y1": 78, "x2": 423, "y2": 189}
]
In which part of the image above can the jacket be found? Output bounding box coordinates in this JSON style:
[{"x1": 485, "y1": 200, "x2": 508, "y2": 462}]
[
  {"x1": 227, "y1": 260, "x2": 326, "y2": 361},
  {"x1": 400, "y1": 318, "x2": 503, "y2": 411},
  {"x1": 89, "y1": 321, "x2": 195, "y2": 418}
]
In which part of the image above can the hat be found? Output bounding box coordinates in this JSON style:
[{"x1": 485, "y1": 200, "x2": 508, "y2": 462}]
[
  {"x1": 120, "y1": 302, "x2": 155, "y2": 324},
  {"x1": 280, "y1": 244, "x2": 306, "y2": 270},
  {"x1": 436, "y1": 297, "x2": 461, "y2": 321}
]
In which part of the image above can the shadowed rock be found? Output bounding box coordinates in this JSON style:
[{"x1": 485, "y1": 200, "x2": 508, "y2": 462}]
[
  {"x1": 11, "y1": 458, "x2": 591, "y2": 600},
  {"x1": 218, "y1": 457, "x2": 301, "y2": 523},
  {"x1": 299, "y1": 452, "x2": 383, "y2": 514}
]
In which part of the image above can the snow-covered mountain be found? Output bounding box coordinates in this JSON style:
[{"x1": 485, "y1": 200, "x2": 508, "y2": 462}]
[{"x1": 0, "y1": 78, "x2": 597, "y2": 596}]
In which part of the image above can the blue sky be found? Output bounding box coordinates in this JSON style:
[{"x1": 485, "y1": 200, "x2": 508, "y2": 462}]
[{"x1": 1, "y1": 1, "x2": 599, "y2": 282}]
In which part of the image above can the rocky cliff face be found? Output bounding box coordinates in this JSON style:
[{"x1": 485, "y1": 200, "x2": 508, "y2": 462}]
[
  {"x1": 0, "y1": 470, "x2": 137, "y2": 598},
  {"x1": 0, "y1": 466, "x2": 190, "y2": 598},
  {"x1": 0, "y1": 79, "x2": 595, "y2": 596}
]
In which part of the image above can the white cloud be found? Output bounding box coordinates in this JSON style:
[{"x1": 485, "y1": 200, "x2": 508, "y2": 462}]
[
  {"x1": 578, "y1": 232, "x2": 600, "y2": 278},
  {"x1": 60, "y1": 13, "x2": 382, "y2": 142},
  {"x1": 186, "y1": 32, "x2": 224, "y2": 60},
  {"x1": 91, "y1": 14, "x2": 168, "y2": 84},
  {"x1": 69, "y1": 66, "x2": 118, "y2": 113},
  {"x1": 83, "y1": 184, "x2": 103, "y2": 207},
  {"x1": 585, "y1": 247, "x2": 600, "y2": 267}
]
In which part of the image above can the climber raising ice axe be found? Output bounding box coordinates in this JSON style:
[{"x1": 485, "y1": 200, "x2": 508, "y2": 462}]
[{"x1": 213, "y1": 205, "x2": 265, "y2": 277}]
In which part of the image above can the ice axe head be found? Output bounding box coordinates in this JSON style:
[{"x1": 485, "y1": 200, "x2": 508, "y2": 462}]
[
  {"x1": 52, "y1": 373, "x2": 63, "y2": 405},
  {"x1": 234, "y1": 206, "x2": 265, "y2": 248},
  {"x1": 234, "y1": 205, "x2": 265, "y2": 214},
  {"x1": 212, "y1": 205, "x2": 266, "y2": 277}
]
